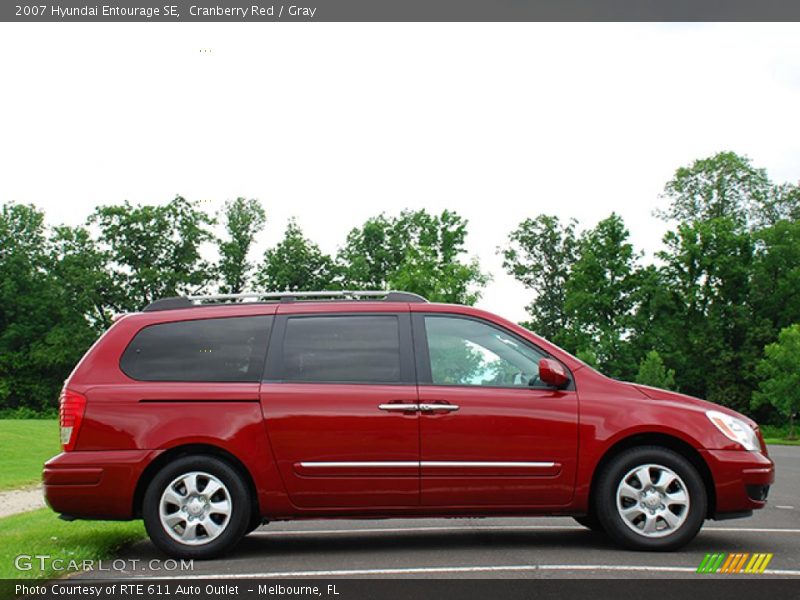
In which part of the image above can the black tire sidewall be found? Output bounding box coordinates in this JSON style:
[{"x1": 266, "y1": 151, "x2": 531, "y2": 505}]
[
  {"x1": 596, "y1": 446, "x2": 706, "y2": 551},
  {"x1": 573, "y1": 514, "x2": 604, "y2": 532},
  {"x1": 143, "y1": 455, "x2": 251, "y2": 559}
]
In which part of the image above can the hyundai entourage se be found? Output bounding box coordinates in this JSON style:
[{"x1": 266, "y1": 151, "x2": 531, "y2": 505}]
[{"x1": 44, "y1": 290, "x2": 775, "y2": 558}]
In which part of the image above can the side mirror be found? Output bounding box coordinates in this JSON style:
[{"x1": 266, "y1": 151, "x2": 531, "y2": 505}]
[{"x1": 538, "y1": 358, "x2": 570, "y2": 389}]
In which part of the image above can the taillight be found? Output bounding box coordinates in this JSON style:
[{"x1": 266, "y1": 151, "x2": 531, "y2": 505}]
[{"x1": 59, "y1": 390, "x2": 87, "y2": 452}]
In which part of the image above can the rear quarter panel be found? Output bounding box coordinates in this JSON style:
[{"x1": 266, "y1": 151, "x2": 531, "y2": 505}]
[{"x1": 65, "y1": 306, "x2": 287, "y2": 517}]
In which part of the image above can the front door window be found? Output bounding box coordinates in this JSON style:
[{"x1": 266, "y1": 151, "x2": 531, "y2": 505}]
[{"x1": 425, "y1": 315, "x2": 546, "y2": 388}]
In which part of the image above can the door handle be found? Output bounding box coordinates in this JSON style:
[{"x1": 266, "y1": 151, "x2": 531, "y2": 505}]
[
  {"x1": 419, "y1": 403, "x2": 460, "y2": 412},
  {"x1": 378, "y1": 403, "x2": 420, "y2": 412}
]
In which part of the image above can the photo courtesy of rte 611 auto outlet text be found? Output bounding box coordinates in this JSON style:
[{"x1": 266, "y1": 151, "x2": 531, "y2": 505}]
[{"x1": 1, "y1": 2, "x2": 800, "y2": 600}]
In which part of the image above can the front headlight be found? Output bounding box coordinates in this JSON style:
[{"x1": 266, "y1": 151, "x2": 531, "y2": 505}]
[{"x1": 706, "y1": 410, "x2": 760, "y2": 452}]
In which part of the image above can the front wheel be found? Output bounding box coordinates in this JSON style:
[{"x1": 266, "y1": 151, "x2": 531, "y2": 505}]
[
  {"x1": 573, "y1": 513, "x2": 604, "y2": 532},
  {"x1": 143, "y1": 455, "x2": 251, "y2": 559},
  {"x1": 595, "y1": 446, "x2": 706, "y2": 551}
]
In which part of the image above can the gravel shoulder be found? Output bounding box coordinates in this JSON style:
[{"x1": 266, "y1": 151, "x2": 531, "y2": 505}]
[{"x1": 0, "y1": 485, "x2": 45, "y2": 519}]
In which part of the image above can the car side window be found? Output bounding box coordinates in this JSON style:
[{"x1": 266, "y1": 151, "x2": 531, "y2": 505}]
[
  {"x1": 281, "y1": 315, "x2": 402, "y2": 383},
  {"x1": 120, "y1": 316, "x2": 272, "y2": 382},
  {"x1": 424, "y1": 315, "x2": 546, "y2": 388}
]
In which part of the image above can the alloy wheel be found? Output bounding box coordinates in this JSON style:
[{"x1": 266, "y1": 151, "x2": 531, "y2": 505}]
[
  {"x1": 159, "y1": 471, "x2": 233, "y2": 546},
  {"x1": 616, "y1": 463, "x2": 690, "y2": 538}
]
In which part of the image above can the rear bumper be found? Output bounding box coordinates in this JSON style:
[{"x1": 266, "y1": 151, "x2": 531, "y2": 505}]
[
  {"x1": 700, "y1": 449, "x2": 775, "y2": 517},
  {"x1": 43, "y1": 450, "x2": 159, "y2": 520}
]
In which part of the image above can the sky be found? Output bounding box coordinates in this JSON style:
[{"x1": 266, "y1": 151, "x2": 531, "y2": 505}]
[{"x1": 1, "y1": 22, "x2": 799, "y2": 321}]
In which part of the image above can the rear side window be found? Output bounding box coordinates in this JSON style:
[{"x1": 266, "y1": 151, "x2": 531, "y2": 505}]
[
  {"x1": 281, "y1": 315, "x2": 401, "y2": 383},
  {"x1": 120, "y1": 316, "x2": 272, "y2": 382}
]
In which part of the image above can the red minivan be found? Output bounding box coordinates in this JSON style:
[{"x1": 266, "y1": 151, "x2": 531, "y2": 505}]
[{"x1": 44, "y1": 291, "x2": 775, "y2": 558}]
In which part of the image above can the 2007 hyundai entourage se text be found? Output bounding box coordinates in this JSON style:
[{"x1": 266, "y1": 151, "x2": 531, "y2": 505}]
[{"x1": 43, "y1": 290, "x2": 775, "y2": 558}]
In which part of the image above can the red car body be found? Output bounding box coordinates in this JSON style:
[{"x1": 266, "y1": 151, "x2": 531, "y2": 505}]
[{"x1": 43, "y1": 299, "x2": 774, "y2": 545}]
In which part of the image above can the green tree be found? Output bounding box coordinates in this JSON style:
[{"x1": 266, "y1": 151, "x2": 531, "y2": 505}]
[
  {"x1": 89, "y1": 196, "x2": 215, "y2": 310},
  {"x1": 575, "y1": 348, "x2": 599, "y2": 369},
  {"x1": 635, "y1": 350, "x2": 676, "y2": 390},
  {"x1": 753, "y1": 324, "x2": 800, "y2": 439},
  {"x1": 49, "y1": 225, "x2": 118, "y2": 329},
  {"x1": 256, "y1": 220, "x2": 336, "y2": 291},
  {"x1": 501, "y1": 215, "x2": 578, "y2": 342},
  {"x1": 217, "y1": 198, "x2": 266, "y2": 294},
  {"x1": 0, "y1": 204, "x2": 100, "y2": 412},
  {"x1": 657, "y1": 151, "x2": 791, "y2": 230},
  {"x1": 768, "y1": 182, "x2": 800, "y2": 224},
  {"x1": 562, "y1": 214, "x2": 640, "y2": 377},
  {"x1": 627, "y1": 264, "x2": 678, "y2": 368},
  {"x1": 389, "y1": 246, "x2": 487, "y2": 305},
  {"x1": 339, "y1": 209, "x2": 487, "y2": 304},
  {"x1": 0, "y1": 203, "x2": 53, "y2": 411},
  {"x1": 656, "y1": 217, "x2": 755, "y2": 411},
  {"x1": 338, "y1": 214, "x2": 407, "y2": 290},
  {"x1": 651, "y1": 150, "x2": 799, "y2": 411},
  {"x1": 749, "y1": 220, "x2": 800, "y2": 349}
]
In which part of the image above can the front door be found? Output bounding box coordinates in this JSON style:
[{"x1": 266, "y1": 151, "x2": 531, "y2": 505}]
[
  {"x1": 413, "y1": 313, "x2": 579, "y2": 507},
  {"x1": 260, "y1": 310, "x2": 419, "y2": 509}
]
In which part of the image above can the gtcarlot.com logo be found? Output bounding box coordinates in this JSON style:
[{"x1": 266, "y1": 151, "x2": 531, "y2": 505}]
[
  {"x1": 14, "y1": 554, "x2": 193, "y2": 573},
  {"x1": 697, "y1": 552, "x2": 773, "y2": 574}
]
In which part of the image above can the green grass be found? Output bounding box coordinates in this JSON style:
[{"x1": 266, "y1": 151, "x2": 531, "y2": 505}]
[
  {"x1": 764, "y1": 438, "x2": 800, "y2": 446},
  {"x1": 761, "y1": 424, "x2": 800, "y2": 446},
  {"x1": 0, "y1": 420, "x2": 147, "y2": 580},
  {"x1": 0, "y1": 420, "x2": 60, "y2": 491},
  {"x1": 0, "y1": 509, "x2": 145, "y2": 579}
]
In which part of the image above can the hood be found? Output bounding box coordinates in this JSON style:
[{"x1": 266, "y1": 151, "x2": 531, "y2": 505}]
[{"x1": 624, "y1": 382, "x2": 757, "y2": 428}]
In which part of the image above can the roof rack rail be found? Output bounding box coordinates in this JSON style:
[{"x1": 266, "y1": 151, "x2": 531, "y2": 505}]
[{"x1": 142, "y1": 290, "x2": 428, "y2": 312}]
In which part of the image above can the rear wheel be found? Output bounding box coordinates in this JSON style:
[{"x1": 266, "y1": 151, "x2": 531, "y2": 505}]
[
  {"x1": 143, "y1": 455, "x2": 251, "y2": 559},
  {"x1": 595, "y1": 446, "x2": 706, "y2": 551}
]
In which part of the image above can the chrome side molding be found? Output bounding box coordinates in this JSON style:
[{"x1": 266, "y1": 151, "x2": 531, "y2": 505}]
[
  {"x1": 298, "y1": 461, "x2": 556, "y2": 469},
  {"x1": 423, "y1": 461, "x2": 555, "y2": 468},
  {"x1": 299, "y1": 461, "x2": 418, "y2": 468}
]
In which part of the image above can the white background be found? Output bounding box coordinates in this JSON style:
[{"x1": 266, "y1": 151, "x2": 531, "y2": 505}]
[{"x1": 1, "y1": 23, "x2": 799, "y2": 321}]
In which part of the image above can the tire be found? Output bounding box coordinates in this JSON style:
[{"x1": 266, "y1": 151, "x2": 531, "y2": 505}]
[
  {"x1": 143, "y1": 455, "x2": 251, "y2": 559},
  {"x1": 595, "y1": 446, "x2": 706, "y2": 551},
  {"x1": 246, "y1": 515, "x2": 265, "y2": 535},
  {"x1": 573, "y1": 513, "x2": 604, "y2": 532}
]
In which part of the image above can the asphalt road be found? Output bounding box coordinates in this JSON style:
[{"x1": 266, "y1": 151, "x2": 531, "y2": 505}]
[{"x1": 82, "y1": 446, "x2": 800, "y2": 579}]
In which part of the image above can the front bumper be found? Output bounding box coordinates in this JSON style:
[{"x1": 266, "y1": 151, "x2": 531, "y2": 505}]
[
  {"x1": 700, "y1": 449, "x2": 775, "y2": 517},
  {"x1": 43, "y1": 450, "x2": 159, "y2": 520}
]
